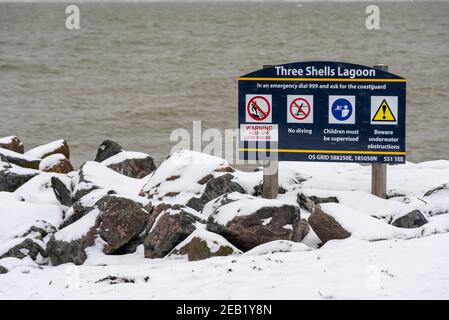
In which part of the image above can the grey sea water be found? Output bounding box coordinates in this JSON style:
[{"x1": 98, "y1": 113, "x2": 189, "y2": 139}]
[{"x1": 0, "y1": 2, "x2": 448, "y2": 167}]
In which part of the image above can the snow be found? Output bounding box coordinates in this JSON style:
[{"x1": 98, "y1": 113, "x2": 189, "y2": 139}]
[
  {"x1": 208, "y1": 192, "x2": 286, "y2": 225},
  {"x1": 0, "y1": 136, "x2": 22, "y2": 146},
  {"x1": 243, "y1": 240, "x2": 310, "y2": 256},
  {"x1": 73, "y1": 161, "x2": 148, "y2": 197},
  {"x1": 39, "y1": 154, "x2": 67, "y2": 171},
  {"x1": 0, "y1": 147, "x2": 40, "y2": 162},
  {"x1": 25, "y1": 139, "x2": 66, "y2": 159},
  {"x1": 0, "y1": 200, "x2": 64, "y2": 256},
  {"x1": 101, "y1": 151, "x2": 150, "y2": 166},
  {"x1": 14, "y1": 173, "x2": 71, "y2": 205},
  {"x1": 140, "y1": 150, "x2": 231, "y2": 206},
  {"x1": 54, "y1": 209, "x2": 100, "y2": 242},
  {"x1": 1, "y1": 233, "x2": 448, "y2": 299}
]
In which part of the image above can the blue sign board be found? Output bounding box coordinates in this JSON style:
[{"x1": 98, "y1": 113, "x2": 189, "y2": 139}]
[{"x1": 238, "y1": 61, "x2": 406, "y2": 164}]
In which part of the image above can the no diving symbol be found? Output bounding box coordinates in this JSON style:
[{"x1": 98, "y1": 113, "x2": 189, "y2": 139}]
[
  {"x1": 290, "y1": 98, "x2": 311, "y2": 120},
  {"x1": 247, "y1": 96, "x2": 271, "y2": 122}
]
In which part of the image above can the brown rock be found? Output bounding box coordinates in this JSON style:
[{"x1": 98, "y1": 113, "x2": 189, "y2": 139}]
[
  {"x1": 40, "y1": 154, "x2": 74, "y2": 174},
  {"x1": 103, "y1": 151, "x2": 157, "y2": 179},
  {"x1": 308, "y1": 204, "x2": 351, "y2": 244},
  {"x1": 144, "y1": 204, "x2": 205, "y2": 258},
  {"x1": 169, "y1": 230, "x2": 241, "y2": 261},
  {"x1": 96, "y1": 196, "x2": 150, "y2": 254},
  {"x1": 206, "y1": 198, "x2": 302, "y2": 251},
  {"x1": 0, "y1": 136, "x2": 24, "y2": 153},
  {"x1": 26, "y1": 139, "x2": 70, "y2": 159}
]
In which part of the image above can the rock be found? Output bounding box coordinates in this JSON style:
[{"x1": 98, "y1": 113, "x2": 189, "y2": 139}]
[
  {"x1": 0, "y1": 239, "x2": 47, "y2": 261},
  {"x1": 168, "y1": 229, "x2": 241, "y2": 261},
  {"x1": 46, "y1": 237, "x2": 88, "y2": 266},
  {"x1": 26, "y1": 139, "x2": 70, "y2": 159},
  {"x1": 140, "y1": 150, "x2": 233, "y2": 206},
  {"x1": 96, "y1": 196, "x2": 149, "y2": 254},
  {"x1": 0, "y1": 136, "x2": 24, "y2": 154},
  {"x1": 0, "y1": 162, "x2": 39, "y2": 192},
  {"x1": 72, "y1": 161, "x2": 144, "y2": 203},
  {"x1": 0, "y1": 148, "x2": 40, "y2": 169},
  {"x1": 290, "y1": 218, "x2": 311, "y2": 242},
  {"x1": 308, "y1": 204, "x2": 351, "y2": 244},
  {"x1": 424, "y1": 184, "x2": 449, "y2": 197},
  {"x1": 253, "y1": 184, "x2": 287, "y2": 197},
  {"x1": 51, "y1": 176, "x2": 73, "y2": 207},
  {"x1": 19, "y1": 224, "x2": 56, "y2": 241},
  {"x1": 298, "y1": 193, "x2": 339, "y2": 212},
  {"x1": 144, "y1": 203, "x2": 206, "y2": 258},
  {"x1": 94, "y1": 140, "x2": 123, "y2": 162},
  {"x1": 47, "y1": 195, "x2": 150, "y2": 265},
  {"x1": 59, "y1": 189, "x2": 109, "y2": 228},
  {"x1": 392, "y1": 210, "x2": 428, "y2": 228},
  {"x1": 102, "y1": 151, "x2": 156, "y2": 179},
  {"x1": 39, "y1": 154, "x2": 74, "y2": 174},
  {"x1": 206, "y1": 193, "x2": 302, "y2": 251},
  {"x1": 199, "y1": 173, "x2": 245, "y2": 209},
  {"x1": 0, "y1": 266, "x2": 7, "y2": 274},
  {"x1": 186, "y1": 196, "x2": 202, "y2": 211}
]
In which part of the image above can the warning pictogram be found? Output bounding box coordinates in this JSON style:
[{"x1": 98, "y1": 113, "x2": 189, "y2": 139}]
[
  {"x1": 246, "y1": 94, "x2": 272, "y2": 123},
  {"x1": 371, "y1": 96, "x2": 398, "y2": 125},
  {"x1": 287, "y1": 95, "x2": 314, "y2": 123}
]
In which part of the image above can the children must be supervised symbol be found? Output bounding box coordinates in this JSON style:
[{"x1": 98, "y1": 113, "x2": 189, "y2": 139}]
[
  {"x1": 287, "y1": 95, "x2": 314, "y2": 123},
  {"x1": 328, "y1": 95, "x2": 356, "y2": 124},
  {"x1": 246, "y1": 94, "x2": 272, "y2": 123}
]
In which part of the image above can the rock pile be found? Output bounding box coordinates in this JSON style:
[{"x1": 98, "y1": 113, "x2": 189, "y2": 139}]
[{"x1": 1, "y1": 135, "x2": 448, "y2": 274}]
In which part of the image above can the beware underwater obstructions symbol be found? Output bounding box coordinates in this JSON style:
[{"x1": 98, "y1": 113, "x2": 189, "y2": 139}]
[{"x1": 371, "y1": 96, "x2": 398, "y2": 125}]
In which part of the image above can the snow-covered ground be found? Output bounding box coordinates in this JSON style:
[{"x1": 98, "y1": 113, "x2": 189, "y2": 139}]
[
  {"x1": 1, "y1": 233, "x2": 448, "y2": 299},
  {"x1": 1, "y1": 149, "x2": 449, "y2": 299}
]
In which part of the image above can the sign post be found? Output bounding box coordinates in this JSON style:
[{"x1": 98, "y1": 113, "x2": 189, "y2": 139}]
[
  {"x1": 261, "y1": 65, "x2": 279, "y2": 199},
  {"x1": 371, "y1": 64, "x2": 389, "y2": 199},
  {"x1": 238, "y1": 61, "x2": 406, "y2": 199}
]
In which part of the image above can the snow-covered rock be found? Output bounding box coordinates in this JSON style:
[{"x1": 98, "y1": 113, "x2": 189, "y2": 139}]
[
  {"x1": 298, "y1": 193, "x2": 339, "y2": 212},
  {"x1": 47, "y1": 195, "x2": 150, "y2": 265},
  {"x1": 0, "y1": 136, "x2": 24, "y2": 154},
  {"x1": 94, "y1": 140, "x2": 124, "y2": 162},
  {"x1": 139, "y1": 150, "x2": 235, "y2": 206},
  {"x1": 39, "y1": 153, "x2": 73, "y2": 174},
  {"x1": 72, "y1": 161, "x2": 147, "y2": 203},
  {"x1": 198, "y1": 173, "x2": 246, "y2": 210},
  {"x1": 243, "y1": 240, "x2": 311, "y2": 256},
  {"x1": 0, "y1": 199, "x2": 63, "y2": 262},
  {"x1": 391, "y1": 210, "x2": 428, "y2": 228},
  {"x1": 144, "y1": 203, "x2": 206, "y2": 258},
  {"x1": 308, "y1": 204, "x2": 351, "y2": 244},
  {"x1": 309, "y1": 202, "x2": 449, "y2": 244},
  {"x1": 0, "y1": 148, "x2": 40, "y2": 169},
  {"x1": 14, "y1": 173, "x2": 71, "y2": 205},
  {"x1": 168, "y1": 229, "x2": 241, "y2": 261},
  {"x1": 102, "y1": 151, "x2": 156, "y2": 179},
  {"x1": 0, "y1": 160, "x2": 39, "y2": 192},
  {"x1": 26, "y1": 139, "x2": 70, "y2": 160},
  {"x1": 206, "y1": 192, "x2": 303, "y2": 251}
]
